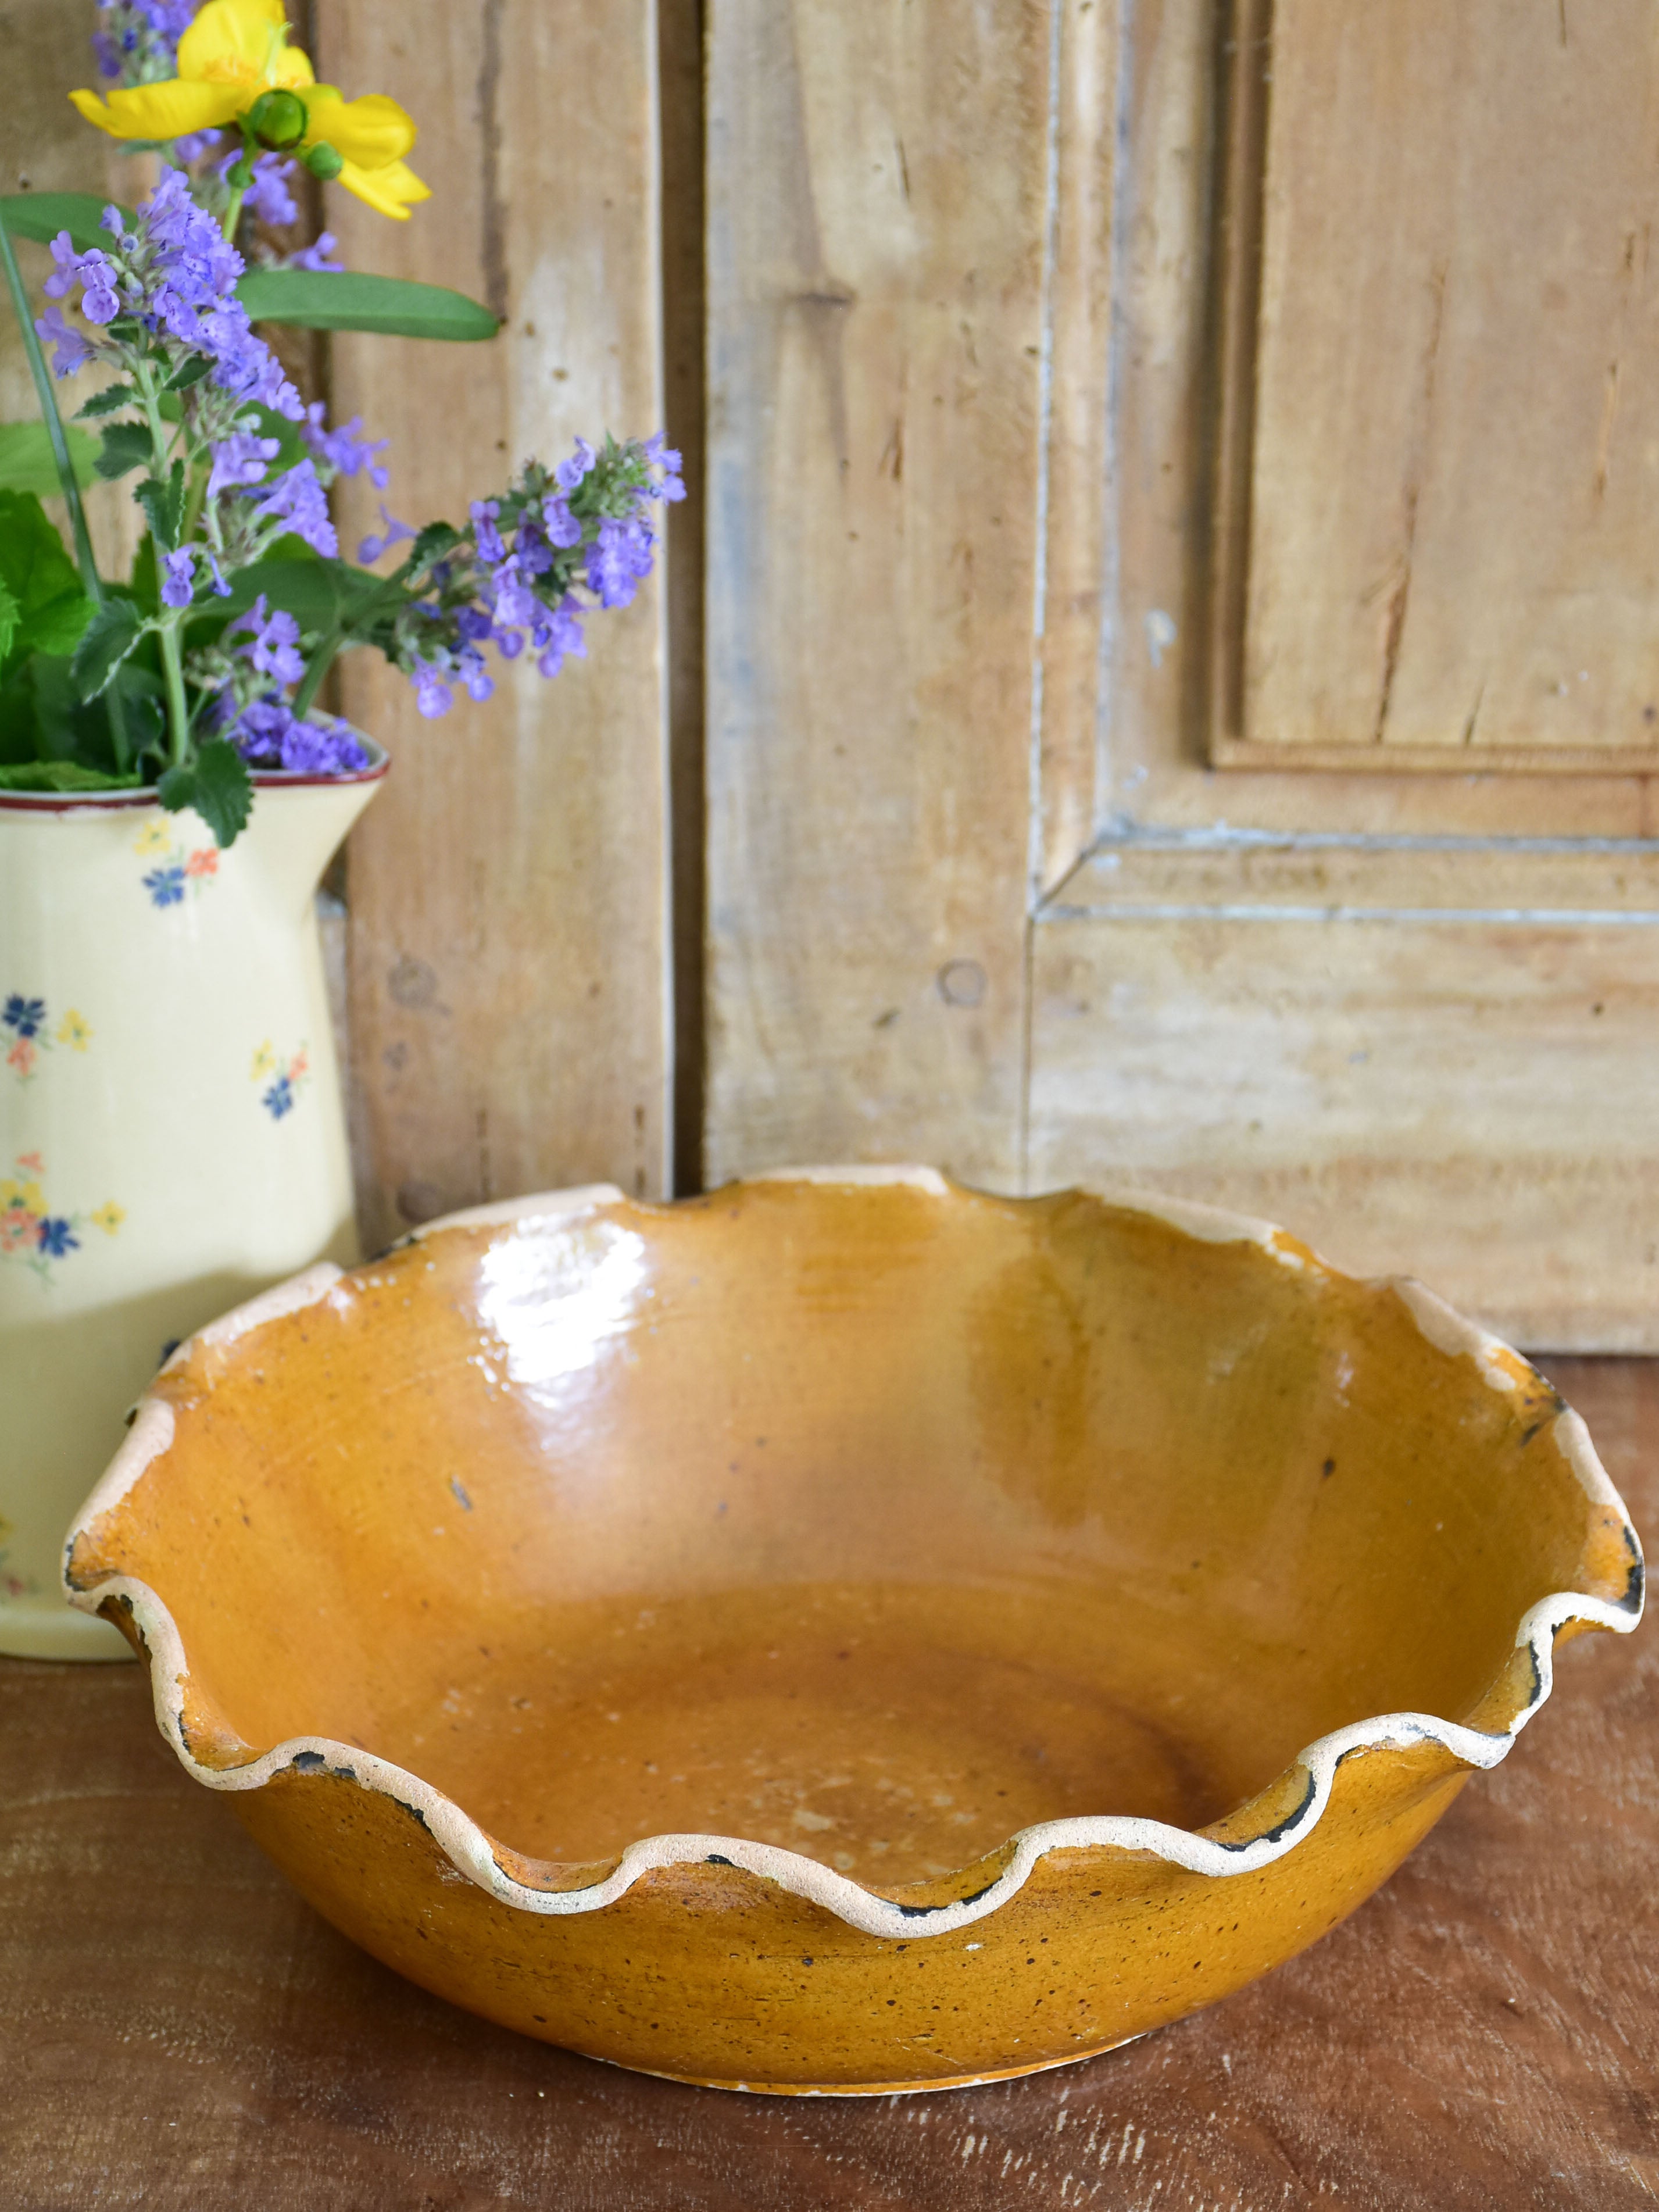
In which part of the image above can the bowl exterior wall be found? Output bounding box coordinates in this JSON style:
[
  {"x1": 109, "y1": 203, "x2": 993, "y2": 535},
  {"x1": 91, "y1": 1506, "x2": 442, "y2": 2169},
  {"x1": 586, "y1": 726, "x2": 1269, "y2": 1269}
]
[{"x1": 231, "y1": 1743, "x2": 1469, "y2": 2092}]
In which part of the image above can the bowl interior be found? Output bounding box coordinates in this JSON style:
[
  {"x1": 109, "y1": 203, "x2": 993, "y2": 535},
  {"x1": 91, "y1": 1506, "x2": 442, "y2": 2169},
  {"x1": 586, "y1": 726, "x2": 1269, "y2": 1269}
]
[{"x1": 75, "y1": 1181, "x2": 1617, "y2": 1890}]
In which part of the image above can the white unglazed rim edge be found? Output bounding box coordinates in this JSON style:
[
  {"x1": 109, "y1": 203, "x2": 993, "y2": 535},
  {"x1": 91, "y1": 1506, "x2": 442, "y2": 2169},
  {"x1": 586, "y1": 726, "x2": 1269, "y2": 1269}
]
[{"x1": 65, "y1": 1173, "x2": 1646, "y2": 1943}]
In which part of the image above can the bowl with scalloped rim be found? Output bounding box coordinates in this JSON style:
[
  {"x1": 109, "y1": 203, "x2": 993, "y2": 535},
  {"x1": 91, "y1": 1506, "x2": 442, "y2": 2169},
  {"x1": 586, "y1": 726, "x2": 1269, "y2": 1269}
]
[{"x1": 64, "y1": 1169, "x2": 1643, "y2": 2092}]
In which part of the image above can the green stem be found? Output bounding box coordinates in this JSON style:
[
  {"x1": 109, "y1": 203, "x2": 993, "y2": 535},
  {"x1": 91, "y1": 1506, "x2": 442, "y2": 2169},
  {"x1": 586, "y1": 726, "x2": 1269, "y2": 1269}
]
[
  {"x1": 289, "y1": 625, "x2": 344, "y2": 720},
  {"x1": 221, "y1": 129, "x2": 258, "y2": 242},
  {"x1": 291, "y1": 557, "x2": 424, "y2": 720},
  {"x1": 158, "y1": 617, "x2": 190, "y2": 767},
  {"x1": 0, "y1": 216, "x2": 100, "y2": 592},
  {"x1": 0, "y1": 209, "x2": 131, "y2": 772}
]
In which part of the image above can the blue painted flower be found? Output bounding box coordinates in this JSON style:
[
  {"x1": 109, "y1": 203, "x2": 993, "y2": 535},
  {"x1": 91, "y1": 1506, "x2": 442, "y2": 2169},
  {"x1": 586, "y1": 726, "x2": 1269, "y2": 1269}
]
[
  {"x1": 144, "y1": 865, "x2": 186, "y2": 907},
  {"x1": 263, "y1": 1075, "x2": 295, "y2": 1120},
  {"x1": 2, "y1": 995, "x2": 45, "y2": 1038},
  {"x1": 35, "y1": 1217, "x2": 78, "y2": 1257}
]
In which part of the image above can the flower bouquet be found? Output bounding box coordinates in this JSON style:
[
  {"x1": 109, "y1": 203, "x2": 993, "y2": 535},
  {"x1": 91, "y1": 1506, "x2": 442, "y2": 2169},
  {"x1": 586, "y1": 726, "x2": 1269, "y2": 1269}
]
[
  {"x1": 0, "y1": 0, "x2": 683, "y2": 844},
  {"x1": 0, "y1": 0, "x2": 682, "y2": 1659}
]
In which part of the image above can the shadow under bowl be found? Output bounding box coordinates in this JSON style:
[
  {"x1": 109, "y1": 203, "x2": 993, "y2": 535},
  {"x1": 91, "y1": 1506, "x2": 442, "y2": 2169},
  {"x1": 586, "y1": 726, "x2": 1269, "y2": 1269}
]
[{"x1": 65, "y1": 1170, "x2": 1643, "y2": 2092}]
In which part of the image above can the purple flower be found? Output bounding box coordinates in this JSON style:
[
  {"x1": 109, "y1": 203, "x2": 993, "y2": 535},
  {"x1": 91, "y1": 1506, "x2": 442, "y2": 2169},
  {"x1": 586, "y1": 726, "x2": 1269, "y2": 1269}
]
[
  {"x1": 541, "y1": 494, "x2": 582, "y2": 549},
  {"x1": 33, "y1": 306, "x2": 94, "y2": 378},
  {"x1": 239, "y1": 153, "x2": 299, "y2": 229},
  {"x1": 534, "y1": 598, "x2": 587, "y2": 678},
  {"x1": 489, "y1": 558, "x2": 539, "y2": 630},
  {"x1": 170, "y1": 128, "x2": 223, "y2": 165},
  {"x1": 457, "y1": 647, "x2": 494, "y2": 702},
  {"x1": 206, "y1": 427, "x2": 280, "y2": 499},
  {"x1": 287, "y1": 233, "x2": 344, "y2": 273},
  {"x1": 44, "y1": 233, "x2": 122, "y2": 324},
  {"x1": 303, "y1": 404, "x2": 390, "y2": 488},
  {"x1": 470, "y1": 499, "x2": 505, "y2": 565},
  {"x1": 160, "y1": 546, "x2": 197, "y2": 609},
  {"x1": 275, "y1": 716, "x2": 369, "y2": 774},
  {"x1": 229, "y1": 595, "x2": 306, "y2": 687},
  {"x1": 643, "y1": 432, "x2": 687, "y2": 502},
  {"x1": 358, "y1": 503, "x2": 417, "y2": 563},
  {"x1": 252, "y1": 460, "x2": 338, "y2": 556},
  {"x1": 3, "y1": 995, "x2": 45, "y2": 1037},
  {"x1": 36, "y1": 1217, "x2": 78, "y2": 1258},
  {"x1": 411, "y1": 662, "x2": 453, "y2": 718},
  {"x1": 223, "y1": 693, "x2": 371, "y2": 777},
  {"x1": 554, "y1": 438, "x2": 596, "y2": 493},
  {"x1": 585, "y1": 514, "x2": 655, "y2": 610}
]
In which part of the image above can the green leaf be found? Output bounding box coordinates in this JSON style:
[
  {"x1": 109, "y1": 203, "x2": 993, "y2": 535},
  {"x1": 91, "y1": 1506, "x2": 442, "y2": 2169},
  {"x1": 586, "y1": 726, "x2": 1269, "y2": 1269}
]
[
  {"x1": 0, "y1": 574, "x2": 17, "y2": 665},
  {"x1": 0, "y1": 191, "x2": 133, "y2": 257},
  {"x1": 75, "y1": 383, "x2": 137, "y2": 421},
  {"x1": 0, "y1": 757, "x2": 142, "y2": 792},
  {"x1": 165, "y1": 355, "x2": 213, "y2": 393},
  {"x1": 208, "y1": 555, "x2": 342, "y2": 634},
  {"x1": 135, "y1": 461, "x2": 185, "y2": 552},
  {"x1": 158, "y1": 737, "x2": 252, "y2": 849},
  {"x1": 70, "y1": 596, "x2": 142, "y2": 700},
  {"x1": 0, "y1": 420, "x2": 98, "y2": 495},
  {"x1": 0, "y1": 491, "x2": 94, "y2": 664},
  {"x1": 235, "y1": 267, "x2": 500, "y2": 342},
  {"x1": 94, "y1": 420, "x2": 153, "y2": 482}
]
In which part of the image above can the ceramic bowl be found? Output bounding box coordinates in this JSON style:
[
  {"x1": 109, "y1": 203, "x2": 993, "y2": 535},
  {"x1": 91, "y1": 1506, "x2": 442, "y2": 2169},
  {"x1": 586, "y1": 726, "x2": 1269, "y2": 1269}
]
[{"x1": 65, "y1": 1170, "x2": 1643, "y2": 2094}]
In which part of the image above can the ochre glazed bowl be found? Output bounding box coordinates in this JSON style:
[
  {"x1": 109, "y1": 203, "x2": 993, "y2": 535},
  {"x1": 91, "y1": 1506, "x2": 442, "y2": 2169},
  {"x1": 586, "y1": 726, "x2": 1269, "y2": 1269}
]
[{"x1": 65, "y1": 1171, "x2": 1642, "y2": 2093}]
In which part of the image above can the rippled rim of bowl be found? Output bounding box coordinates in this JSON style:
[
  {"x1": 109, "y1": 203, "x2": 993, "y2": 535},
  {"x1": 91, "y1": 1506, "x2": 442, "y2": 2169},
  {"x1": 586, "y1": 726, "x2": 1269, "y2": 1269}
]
[{"x1": 64, "y1": 1167, "x2": 1646, "y2": 1942}]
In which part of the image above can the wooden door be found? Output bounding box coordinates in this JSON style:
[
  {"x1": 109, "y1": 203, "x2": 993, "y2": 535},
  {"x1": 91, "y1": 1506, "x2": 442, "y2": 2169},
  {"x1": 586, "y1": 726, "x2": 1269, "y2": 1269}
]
[
  {"x1": 10, "y1": 2, "x2": 1658, "y2": 1349},
  {"x1": 705, "y1": 0, "x2": 1659, "y2": 1350}
]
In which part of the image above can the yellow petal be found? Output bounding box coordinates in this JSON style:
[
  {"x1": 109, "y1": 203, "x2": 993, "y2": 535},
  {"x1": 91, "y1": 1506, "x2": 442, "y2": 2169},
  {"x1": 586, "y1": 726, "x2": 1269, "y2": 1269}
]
[
  {"x1": 273, "y1": 44, "x2": 315, "y2": 90},
  {"x1": 334, "y1": 155, "x2": 431, "y2": 220},
  {"x1": 70, "y1": 80, "x2": 245, "y2": 140},
  {"x1": 177, "y1": 0, "x2": 288, "y2": 83},
  {"x1": 303, "y1": 87, "x2": 417, "y2": 170}
]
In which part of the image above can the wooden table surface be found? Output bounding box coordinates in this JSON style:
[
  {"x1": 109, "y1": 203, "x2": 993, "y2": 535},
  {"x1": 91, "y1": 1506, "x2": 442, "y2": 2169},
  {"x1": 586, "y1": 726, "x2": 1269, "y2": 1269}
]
[{"x1": 2, "y1": 1357, "x2": 1654, "y2": 2211}]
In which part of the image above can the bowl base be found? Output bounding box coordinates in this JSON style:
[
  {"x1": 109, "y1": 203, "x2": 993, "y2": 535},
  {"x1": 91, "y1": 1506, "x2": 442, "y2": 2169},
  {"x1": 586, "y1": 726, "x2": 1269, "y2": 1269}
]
[{"x1": 588, "y1": 2028, "x2": 1150, "y2": 2096}]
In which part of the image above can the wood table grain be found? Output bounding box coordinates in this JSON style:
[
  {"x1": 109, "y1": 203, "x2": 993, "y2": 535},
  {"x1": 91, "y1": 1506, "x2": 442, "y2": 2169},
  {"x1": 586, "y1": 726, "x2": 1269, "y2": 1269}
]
[{"x1": 2, "y1": 1357, "x2": 1653, "y2": 2211}]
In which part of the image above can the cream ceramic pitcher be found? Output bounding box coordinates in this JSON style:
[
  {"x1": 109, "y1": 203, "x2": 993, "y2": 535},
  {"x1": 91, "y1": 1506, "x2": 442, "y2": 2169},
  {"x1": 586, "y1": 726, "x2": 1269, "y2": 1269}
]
[{"x1": 0, "y1": 758, "x2": 385, "y2": 1657}]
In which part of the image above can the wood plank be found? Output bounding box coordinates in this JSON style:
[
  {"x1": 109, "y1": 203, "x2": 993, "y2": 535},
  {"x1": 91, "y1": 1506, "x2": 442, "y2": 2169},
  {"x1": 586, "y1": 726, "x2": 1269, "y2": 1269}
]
[
  {"x1": 1232, "y1": 0, "x2": 1659, "y2": 769},
  {"x1": 1033, "y1": 0, "x2": 1119, "y2": 895},
  {"x1": 316, "y1": 0, "x2": 671, "y2": 1249},
  {"x1": 3, "y1": 1359, "x2": 1654, "y2": 2204},
  {"x1": 703, "y1": 0, "x2": 1056, "y2": 1191},
  {"x1": 1089, "y1": 0, "x2": 1655, "y2": 838},
  {"x1": 1031, "y1": 855, "x2": 1659, "y2": 1349}
]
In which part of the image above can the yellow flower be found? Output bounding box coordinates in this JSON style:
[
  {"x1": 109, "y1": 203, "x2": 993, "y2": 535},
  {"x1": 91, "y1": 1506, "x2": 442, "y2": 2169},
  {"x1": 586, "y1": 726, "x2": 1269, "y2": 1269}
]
[
  {"x1": 57, "y1": 1009, "x2": 92, "y2": 1052},
  {"x1": 135, "y1": 818, "x2": 171, "y2": 856},
  {"x1": 251, "y1": 1041, "x2": 277, "y2": 1080},
  {"x1": 70, "y1": 0, "x2": 429, "y2": 221},
  {"x1": 90, "y1": 1202, "x2": 126, "y2": 1236},
  {"x1": 0, "y1": 1178, "x2": 44, "y2": 1212}
]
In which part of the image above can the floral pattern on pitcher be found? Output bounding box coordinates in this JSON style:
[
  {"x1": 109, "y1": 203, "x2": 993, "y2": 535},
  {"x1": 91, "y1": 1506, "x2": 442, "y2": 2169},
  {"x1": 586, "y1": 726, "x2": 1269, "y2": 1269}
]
[
  {"x1": 136, "y1": 817, "x2": 221, "y2": 908},
  {"x1": 252, "y1": 1040, "x2": 310, "y2": 1120},
  {"x1": 3, "y1": 995, "x2": 92, "y2": 1081},
  {"x1": 0, "y1": 1154, "x2": 124, "y2": 1284}
]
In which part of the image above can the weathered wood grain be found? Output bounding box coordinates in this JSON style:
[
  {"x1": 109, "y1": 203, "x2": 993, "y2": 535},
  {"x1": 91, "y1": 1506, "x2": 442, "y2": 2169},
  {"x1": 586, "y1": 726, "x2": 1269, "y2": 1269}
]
[
  {"x1": 3, "y1": 1359, "x2": 1654, "y2": 2207},
  {"x1": 703, "y1": 0, "x2": 1056, "y2": 1190},
  {"x1": 1032, "y1": 842, "x2": 1659, "y2": 1349},
  {"x1": 1096, "y1": 0, "x2": 1656, "y2": 839},
  {"x1": 1226, "y1": 0, "x2": 1659, "y2": 771},
  {"x1": 317, "y1": 0, "x2": 672, "y2": 1247}
]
